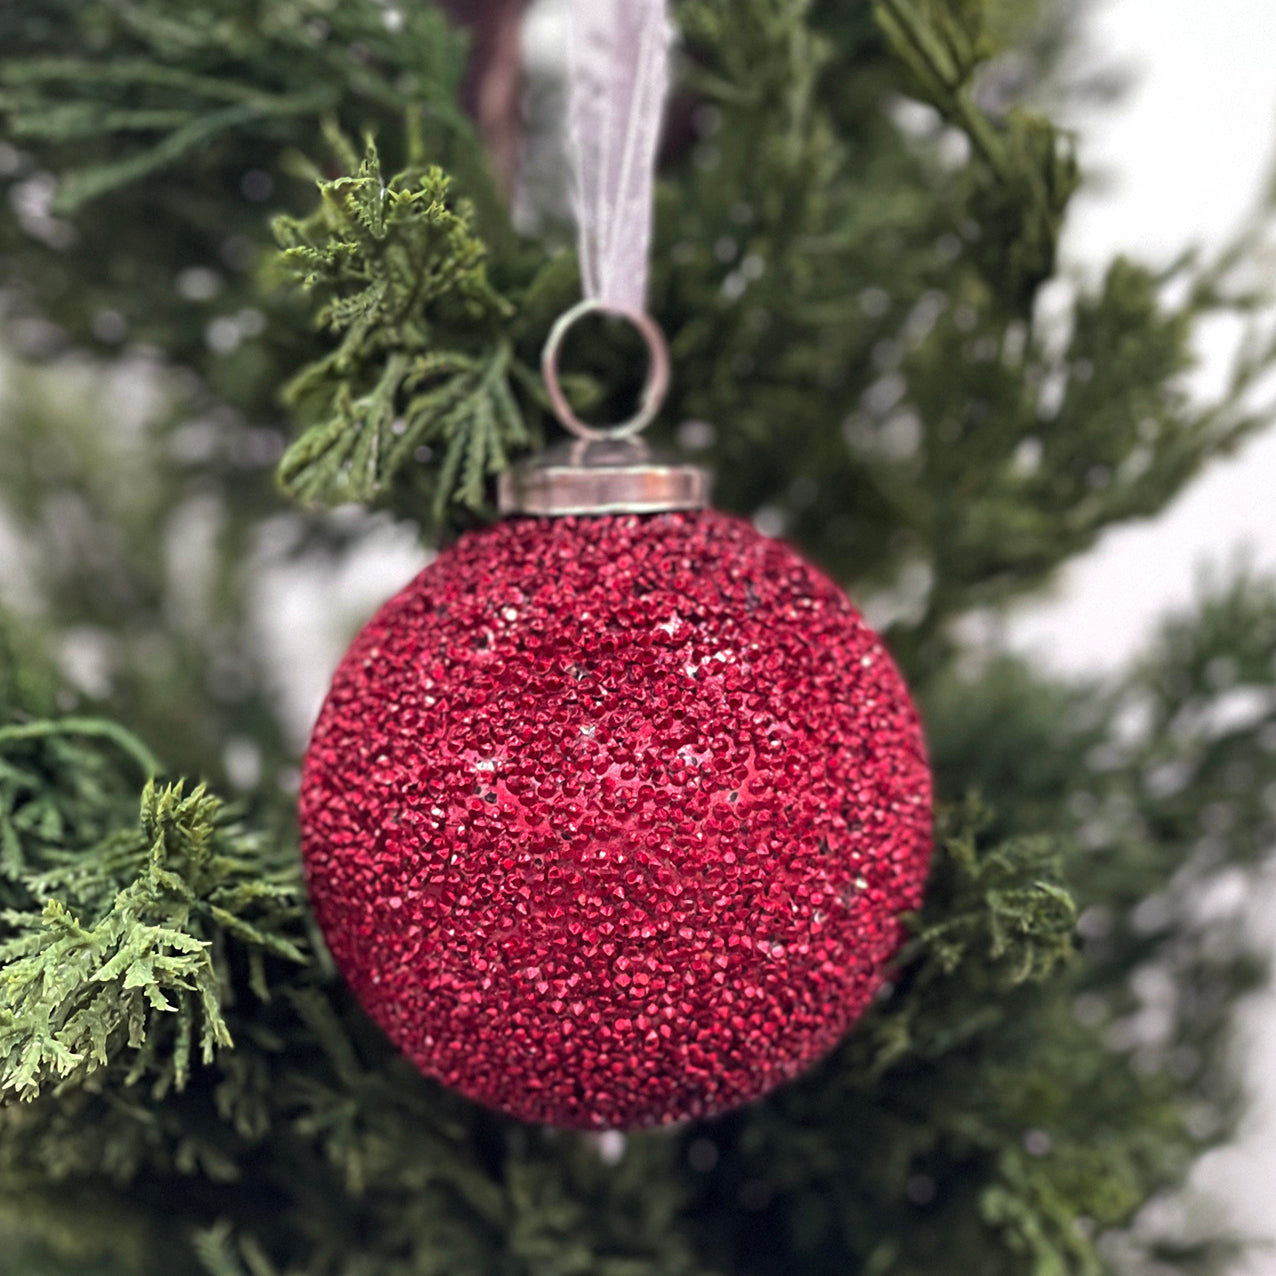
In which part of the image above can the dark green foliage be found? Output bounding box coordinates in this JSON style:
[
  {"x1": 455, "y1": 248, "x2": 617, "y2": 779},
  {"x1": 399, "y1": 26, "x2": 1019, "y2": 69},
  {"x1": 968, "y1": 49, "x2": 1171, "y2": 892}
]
[
  {"x1": 876, "y1": 0, "x2": 1080, "y2": 307},
  {"x1": 0, "y1": 4, "x2": 468, "y2": 215},
  {"x1": 0, "y1": 0, "x2": 477, "y2": 415},
  {"x1": 1, "y1": 0, "x2": 1275, "y2": 1272}
]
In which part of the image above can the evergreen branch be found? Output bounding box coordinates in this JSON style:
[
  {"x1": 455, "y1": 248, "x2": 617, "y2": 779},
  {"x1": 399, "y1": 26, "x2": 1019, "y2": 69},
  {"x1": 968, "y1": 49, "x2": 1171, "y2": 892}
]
[
  {"x1": 56, "y1": 96, "x2": 330, "y2": 212},
  {"x1": 842, "y1": 812, "x2": 1080, "y2": 1081},
  {"x1": 273, "y1": 136, "x2": 535, "y2": 519},
  {"x1": 0, "y1": 2, "x2": 1273, "y2": 1272},
  {"x1": 2, "y1": 57, "x2": 334, "y2": 108},
  {"x1": 0, "y1": 778, "x2": 307, "y2": 1103},
  {"x1": 193, "y1": 1223, "x2": 282, "y2": 1276},
  {"x1": 907, "y1": 825, "x2": 1078, "y2": 985},
  {"x1": 0, "y1": 64, "x2": 336, "y2": 212},
  {"x1": 0, "y1": 1, "x2": 472, "y2": 217},
  {"x1": 0, "y1": 719, "x2": 161, "y2": 783},
  {"x1": 873, "y1": 0, "x2": 1005, "y2": 177},
  {"x1": 872, "y1": 0, "x2": 1079, "y2": 308}
]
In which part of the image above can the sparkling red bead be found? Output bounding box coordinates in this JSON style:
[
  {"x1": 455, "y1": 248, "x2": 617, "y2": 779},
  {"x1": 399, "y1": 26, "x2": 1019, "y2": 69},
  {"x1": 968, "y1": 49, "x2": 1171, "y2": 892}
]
[{"x1": 300, "y1": 510, "x2": 932, "y2": 1129}]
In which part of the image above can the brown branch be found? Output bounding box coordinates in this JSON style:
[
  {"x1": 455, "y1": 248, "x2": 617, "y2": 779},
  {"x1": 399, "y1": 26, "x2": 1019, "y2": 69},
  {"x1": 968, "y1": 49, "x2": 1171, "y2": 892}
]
[{"x1": 438, "y1": 0, "x2": 530, "y2": 196}]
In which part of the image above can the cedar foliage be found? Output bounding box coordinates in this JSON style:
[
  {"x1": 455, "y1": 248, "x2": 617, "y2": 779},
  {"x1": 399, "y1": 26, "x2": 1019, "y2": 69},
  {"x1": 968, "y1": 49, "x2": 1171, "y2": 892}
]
[
  {"x1": 1, "y1": 0, "x2": 1275, "y2": 1272},
  {"x1": 272, "y1": 135, "x2": 534, "y2": 519}
]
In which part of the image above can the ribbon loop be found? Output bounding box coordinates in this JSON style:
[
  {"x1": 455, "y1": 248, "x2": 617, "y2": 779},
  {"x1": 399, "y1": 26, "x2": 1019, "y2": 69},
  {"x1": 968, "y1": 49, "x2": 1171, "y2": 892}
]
[{"x1": 567, "y1": 0, "x2": 671, "y2": 314}]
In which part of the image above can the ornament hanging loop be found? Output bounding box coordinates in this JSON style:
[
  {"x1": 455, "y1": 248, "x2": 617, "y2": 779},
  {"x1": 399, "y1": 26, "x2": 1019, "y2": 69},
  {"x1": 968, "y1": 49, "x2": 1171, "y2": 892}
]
[
  {"x1": 541, "y1": 299, "x2": 671, "y2": 441},
  {"x1": 501, "y1": 0, "x2": 705, "y2": 517}
]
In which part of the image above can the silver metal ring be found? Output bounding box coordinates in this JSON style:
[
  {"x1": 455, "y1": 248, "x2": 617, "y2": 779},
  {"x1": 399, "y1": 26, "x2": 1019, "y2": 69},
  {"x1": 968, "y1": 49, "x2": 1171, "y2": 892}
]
[{"x1": 541, "y1": 299, "x2": 671, "y2": 441}]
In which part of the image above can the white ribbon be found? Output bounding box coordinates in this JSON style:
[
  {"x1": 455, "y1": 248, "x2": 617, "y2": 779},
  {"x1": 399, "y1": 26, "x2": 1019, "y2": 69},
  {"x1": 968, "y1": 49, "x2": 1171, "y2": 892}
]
[{"x1": 566, "y1": 0, "x2": 672, "y2": 313}]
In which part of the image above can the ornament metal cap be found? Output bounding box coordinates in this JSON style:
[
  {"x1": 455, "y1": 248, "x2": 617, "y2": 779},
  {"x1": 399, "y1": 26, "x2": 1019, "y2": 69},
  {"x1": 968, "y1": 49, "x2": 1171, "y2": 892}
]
[
  {"x1": 499, "y1": 299, "x2": 710, "y2": 517},
  {"x1": 498, "y1": 437, "x2": 710, "y2": 516}
]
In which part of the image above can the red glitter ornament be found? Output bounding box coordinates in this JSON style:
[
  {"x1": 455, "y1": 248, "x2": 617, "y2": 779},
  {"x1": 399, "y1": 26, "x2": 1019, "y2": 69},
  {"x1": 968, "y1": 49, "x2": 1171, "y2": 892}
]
[{"x1": 300, "y1": 509, "x2": 933, "y2": 1129}]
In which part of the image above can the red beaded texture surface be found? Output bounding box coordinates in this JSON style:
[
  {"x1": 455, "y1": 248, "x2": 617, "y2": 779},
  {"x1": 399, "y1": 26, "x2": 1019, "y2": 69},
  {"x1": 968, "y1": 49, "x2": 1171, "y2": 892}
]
[{"x1": 300, "y1": 511, "x2": 932, "y2": 1129}]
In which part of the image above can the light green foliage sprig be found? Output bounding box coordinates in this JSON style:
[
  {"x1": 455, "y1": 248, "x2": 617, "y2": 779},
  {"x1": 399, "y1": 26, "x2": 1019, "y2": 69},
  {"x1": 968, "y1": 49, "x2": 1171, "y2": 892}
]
[
  {"x1": 273, "y1": 136, "x2": 536, "y2": 519},
  {"x1": 1, "y1": 759, "x2": 306, "y2": 1101}
]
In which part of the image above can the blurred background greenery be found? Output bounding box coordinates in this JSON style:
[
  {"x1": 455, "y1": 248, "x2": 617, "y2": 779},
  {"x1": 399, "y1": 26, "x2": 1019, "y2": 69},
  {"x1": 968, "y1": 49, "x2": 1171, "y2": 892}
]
[{"x1": 2, "y1": 0, "x2": 1276, "y2": 1272}]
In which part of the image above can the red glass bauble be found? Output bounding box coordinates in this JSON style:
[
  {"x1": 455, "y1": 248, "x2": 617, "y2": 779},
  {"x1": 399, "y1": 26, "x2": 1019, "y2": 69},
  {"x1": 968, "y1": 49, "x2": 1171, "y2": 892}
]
[{"x1": 300, "y1": 510, "x2": 932, "y2": 1129}]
